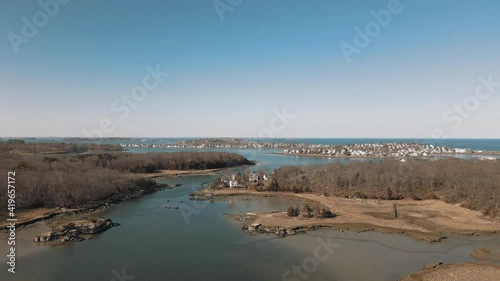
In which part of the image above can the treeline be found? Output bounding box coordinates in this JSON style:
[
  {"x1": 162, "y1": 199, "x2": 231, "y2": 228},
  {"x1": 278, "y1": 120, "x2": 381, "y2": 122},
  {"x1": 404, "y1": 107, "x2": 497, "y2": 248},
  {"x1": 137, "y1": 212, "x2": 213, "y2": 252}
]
[
  {"x1": 287, "y1": 204, "x2": 335, "y2": 218},
  {"x1": 98, "y1": 152, "x2": 254, "y2": 173},
  {"x1": 0, "y1": 142, "x2": 121, "y2": 154},
  {"x1": 258, "y1": 159, "x2": 500, "y2": 217},
  {"x1": 0, "y1": 150, "x2": 253, "y2": 211}
]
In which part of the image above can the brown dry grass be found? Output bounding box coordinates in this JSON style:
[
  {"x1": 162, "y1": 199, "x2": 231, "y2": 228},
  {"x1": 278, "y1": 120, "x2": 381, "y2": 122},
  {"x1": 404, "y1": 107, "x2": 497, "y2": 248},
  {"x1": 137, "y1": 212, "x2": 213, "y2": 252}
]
[{"x1": 205, "y1": 189, "x2": 500, "y2": 241}]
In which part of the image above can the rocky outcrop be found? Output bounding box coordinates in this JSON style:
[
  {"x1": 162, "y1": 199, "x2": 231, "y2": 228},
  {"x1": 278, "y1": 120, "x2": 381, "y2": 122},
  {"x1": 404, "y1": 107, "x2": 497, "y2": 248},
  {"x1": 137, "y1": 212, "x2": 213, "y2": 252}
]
[
  {"x1": 34, "y1": 218, "x2": 119, "y2": 243},
  {"x1": 240, "y1": 224, "x2": 308, "y2": 237},
  {"x1": 189, "y1": 191, "x2": 214, "y2": 201},
  {"x1": 423, "y1": 262, "x2": 443, "y2": 270}
]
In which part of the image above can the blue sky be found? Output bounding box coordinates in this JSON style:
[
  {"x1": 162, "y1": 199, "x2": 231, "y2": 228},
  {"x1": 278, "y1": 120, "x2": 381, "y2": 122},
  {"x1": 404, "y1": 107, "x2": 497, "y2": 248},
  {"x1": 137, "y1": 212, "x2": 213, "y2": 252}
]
[{"x1": 1, "y1": 0, "x2": 499, "y2": 138}]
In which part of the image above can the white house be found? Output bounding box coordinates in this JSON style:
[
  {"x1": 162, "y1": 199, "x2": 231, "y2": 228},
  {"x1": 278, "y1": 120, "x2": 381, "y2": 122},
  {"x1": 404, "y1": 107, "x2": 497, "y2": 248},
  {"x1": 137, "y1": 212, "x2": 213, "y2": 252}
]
[
  {"x1": 249, "y1": 171, "x2": 258, "y2": 182},
  {"x1": 229, "y1": 180, "x2": 238, "y2": 188}
]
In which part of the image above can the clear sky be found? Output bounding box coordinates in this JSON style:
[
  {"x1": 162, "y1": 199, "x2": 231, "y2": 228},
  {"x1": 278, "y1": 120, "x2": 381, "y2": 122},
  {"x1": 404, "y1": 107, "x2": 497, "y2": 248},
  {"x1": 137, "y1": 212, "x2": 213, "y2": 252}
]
[{"x1": 1, "y1": 0, "x2": 499, "y2": 138}]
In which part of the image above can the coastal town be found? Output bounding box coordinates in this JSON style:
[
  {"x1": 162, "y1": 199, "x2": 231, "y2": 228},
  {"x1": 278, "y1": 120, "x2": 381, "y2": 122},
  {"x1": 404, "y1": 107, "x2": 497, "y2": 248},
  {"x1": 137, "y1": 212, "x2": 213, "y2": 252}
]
[
  {"x1": 281, "y1": 142, "x2": 488, "y2": 157},
  {"x1": 119, "y1": 138, "x2": 499, "y2": 158}
]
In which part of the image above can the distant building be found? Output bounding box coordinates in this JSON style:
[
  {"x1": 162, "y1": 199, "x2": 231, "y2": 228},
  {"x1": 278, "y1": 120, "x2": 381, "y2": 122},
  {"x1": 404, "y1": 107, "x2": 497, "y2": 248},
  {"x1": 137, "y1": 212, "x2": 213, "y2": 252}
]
[
  {"x1": 229, "y1": 180, "x2": 238, "y2": 188},
  {"x1": 249, "y1": 171, "x2": 258, "y2": 182}
]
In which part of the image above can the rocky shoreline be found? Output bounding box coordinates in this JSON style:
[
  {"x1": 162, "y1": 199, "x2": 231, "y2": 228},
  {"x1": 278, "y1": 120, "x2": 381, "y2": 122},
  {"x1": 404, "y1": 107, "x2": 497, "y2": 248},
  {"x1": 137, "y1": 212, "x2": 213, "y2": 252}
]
[
  {"x1": 34, "y1": 218, "x2": 120, "y2": 243},
  {"x1": 1, "y1": 182, "x2": 174, "y2": 231},
  {"x1": 194, "y1": 188, "x2": 500, "y2": 242},
  {"x1": 229, "y1": 213, "x2": 342, "y2": 237},
  {"x1": 241, "y1": 223, "x2": 299, "y2": 237},
  {"x1": 1, "y1": 182, "x2": 181, "y2": 246}
]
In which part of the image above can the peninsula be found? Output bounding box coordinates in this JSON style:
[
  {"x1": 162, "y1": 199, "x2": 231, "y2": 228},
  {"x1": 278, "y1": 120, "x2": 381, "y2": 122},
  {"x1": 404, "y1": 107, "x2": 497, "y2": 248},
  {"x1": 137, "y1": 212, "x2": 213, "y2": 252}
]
[
  {"x1": 198, "y1": 158, "x2": 500, "y2": 241},
  {"x1": 119, "y1": 138, "x2": 500, "y2": 158}
]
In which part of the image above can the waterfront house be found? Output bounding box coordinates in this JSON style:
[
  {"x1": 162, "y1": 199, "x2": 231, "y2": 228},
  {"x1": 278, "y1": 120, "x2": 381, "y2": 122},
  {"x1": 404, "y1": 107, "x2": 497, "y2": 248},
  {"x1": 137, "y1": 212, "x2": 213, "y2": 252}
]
[
  {"x1": 249, "y1": 171, "x2": 258, "y2": 182},
  {"x1": 229, "y1": 180, "x2": 238, "y2": 188}
]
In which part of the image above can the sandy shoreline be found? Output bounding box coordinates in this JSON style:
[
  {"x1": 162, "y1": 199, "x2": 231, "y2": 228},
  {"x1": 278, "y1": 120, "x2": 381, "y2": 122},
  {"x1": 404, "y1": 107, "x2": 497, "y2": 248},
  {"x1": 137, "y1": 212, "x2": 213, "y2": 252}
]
[
  {"x1": 400, "y1": 263, "x2": 500, "y2": 281},
  {"x1": 200, "y1": 189, "x2": 500, "y2": 242}
]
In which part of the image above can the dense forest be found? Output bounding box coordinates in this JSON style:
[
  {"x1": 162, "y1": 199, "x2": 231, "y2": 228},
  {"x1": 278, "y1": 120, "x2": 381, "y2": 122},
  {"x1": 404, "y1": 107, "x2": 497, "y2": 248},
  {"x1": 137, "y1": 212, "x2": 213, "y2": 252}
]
[
  {"x1": 0, "y1": 144, "x2": 253, "y2": 211},
  {"x1": 253, "y1": 159, "x2": 500, "y2": 217}
]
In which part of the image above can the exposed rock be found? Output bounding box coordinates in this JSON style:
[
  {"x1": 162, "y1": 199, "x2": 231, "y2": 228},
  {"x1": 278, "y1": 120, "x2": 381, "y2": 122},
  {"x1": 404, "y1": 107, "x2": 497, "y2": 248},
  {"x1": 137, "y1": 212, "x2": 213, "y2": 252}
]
[
  {"x1": 423, "y1": 262, "x2": 443, "y2": 270},
  {"x1": 241, "y1": 224, "x2": 299, "y2": 237},
  {"x1": 34, "y1": 218, "x2": 119, "y2": 244},
  {"x1": 248, "y1": 223, "x2": 261, "y2": 231},
  {"x1": 189, "y1": 191, "x2": 214, "y2": 201}
]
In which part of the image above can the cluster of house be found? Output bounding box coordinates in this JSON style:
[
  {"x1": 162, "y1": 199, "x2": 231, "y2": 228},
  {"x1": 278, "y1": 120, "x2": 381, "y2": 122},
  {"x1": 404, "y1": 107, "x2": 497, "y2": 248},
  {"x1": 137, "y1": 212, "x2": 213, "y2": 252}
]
[
  {"x1": 120, "y1": 139, "x2": 293, "y2": 149},
  {"x1": 119, "y1": 143, "x2": 173, "y2": 148},
  {"x1": 118, "y1": 139, "x2": 495, "y2": 159},
  {"x1": 220, "y1": 171, "x2": 270, "y2": 188},
  {"x1": 282, "y1": 143, "x2": 477, "y2": 157}
]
